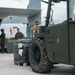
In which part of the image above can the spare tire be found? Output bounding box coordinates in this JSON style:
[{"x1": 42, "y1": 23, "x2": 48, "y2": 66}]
[{"x1": 29, "y1": 38, "x2": 52, "y2": 73}]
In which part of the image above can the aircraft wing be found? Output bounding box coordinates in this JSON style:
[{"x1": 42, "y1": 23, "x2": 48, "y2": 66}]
[{"x1": 0, "y1": 7, "x2": 41, "y2": 24}]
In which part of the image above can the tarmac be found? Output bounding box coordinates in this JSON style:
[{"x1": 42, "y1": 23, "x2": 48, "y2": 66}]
[
  {"x1": 0, "y1": 54, "x2": 43, "y2": 75},
  {"x1": 0, "y1": 54, "x2": 75, "y2": 75}
]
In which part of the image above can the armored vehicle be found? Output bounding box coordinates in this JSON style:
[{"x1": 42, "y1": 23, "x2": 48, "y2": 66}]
[{"x1": 29, "y1": 0, "x2": 75, "y2": 73}]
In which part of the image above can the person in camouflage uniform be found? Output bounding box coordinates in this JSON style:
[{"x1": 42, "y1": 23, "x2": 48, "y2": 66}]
[
  {"x1": 15, "y1": 28, "x2": 24, "y2": 39},
  {"x1": 0, "y1": 28, "x2": 6, "y2": 53},
  {"x1": 32, "y1": 21, "x2": 40, "y2": 35}
]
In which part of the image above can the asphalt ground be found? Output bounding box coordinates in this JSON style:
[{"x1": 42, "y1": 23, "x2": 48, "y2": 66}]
[{"x1": 0, "y1": 54, "x2": 75, "y2": 75}]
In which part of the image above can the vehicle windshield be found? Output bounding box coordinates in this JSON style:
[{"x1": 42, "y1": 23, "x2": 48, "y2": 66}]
[
  {"x1": 49, "y1": 1, "x2": 67, "y2": 24},
  {"x1": 69, "y1": 0, "x2": 75, "y2": 21}
]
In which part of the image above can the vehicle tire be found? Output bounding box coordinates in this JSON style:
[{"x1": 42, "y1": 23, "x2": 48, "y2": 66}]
[{"x1": 29, "y1": 38, "x2": 53, "y2": 73}]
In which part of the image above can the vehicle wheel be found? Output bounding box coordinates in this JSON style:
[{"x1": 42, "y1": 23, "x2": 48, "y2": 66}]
[{"x1": 29, "y1": 38, "x2": 53, "y2": 73}]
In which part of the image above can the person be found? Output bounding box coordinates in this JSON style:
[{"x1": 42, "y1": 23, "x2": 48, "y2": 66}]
[
  {"x1": 0, "y1": 28, "x2": 6, "y2": 53},
  {"x1": 32, "y1": 21, "x2": 40, "y2": 35},
  {"x1": 15, "y1": 28, "x2": 24, "y2": 39},
  {"x1": 26, "y1": 23, "x2": 30, "y2": 38}
]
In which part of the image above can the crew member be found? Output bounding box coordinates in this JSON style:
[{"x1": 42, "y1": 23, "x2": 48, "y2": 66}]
[
  {"x1": 15, "y1": 28, "x2": 24, "y2": 39},
  {"x1": 0, "y1": 28, "x2": 6, "y2": 53}
]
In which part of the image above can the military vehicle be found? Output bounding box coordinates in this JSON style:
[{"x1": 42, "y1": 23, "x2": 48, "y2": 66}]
[{"x1": 29, "y1": 0, "x2": 75, "y2": 73}]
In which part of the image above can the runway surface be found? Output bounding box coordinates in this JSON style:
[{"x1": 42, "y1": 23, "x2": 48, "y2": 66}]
[{"x1": 0, "y1": 54, "x2": 75, "y2": 75}]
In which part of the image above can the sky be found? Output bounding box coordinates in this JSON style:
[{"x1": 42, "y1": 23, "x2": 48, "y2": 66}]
[{"x1": 0, "y1": 0, "x2": 67, "y2": 38}]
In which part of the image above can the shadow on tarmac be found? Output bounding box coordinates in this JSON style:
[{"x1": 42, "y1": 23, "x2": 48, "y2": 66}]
[{"x1": 45, "y1": 64, "x2": 75, "y2": 75}]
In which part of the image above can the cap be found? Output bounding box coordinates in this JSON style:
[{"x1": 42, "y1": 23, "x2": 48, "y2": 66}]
[
  {"x1": 17, "y1": 28, "x2": 19, "y2": 31},
  {"x1": 1, "y1": 28, "x2": 4, "y2": 31}
]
